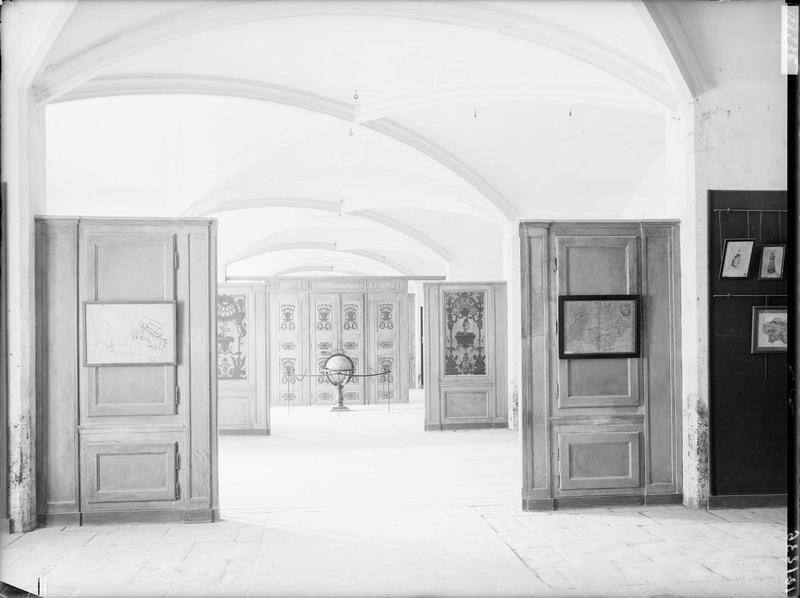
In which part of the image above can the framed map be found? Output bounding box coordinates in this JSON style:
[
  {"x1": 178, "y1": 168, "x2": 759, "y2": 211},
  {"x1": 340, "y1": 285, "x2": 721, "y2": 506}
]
[
  {"x1": 558, "y1": 295, "x2": 640, "y2": 359},
  {"x1": 84, "y1": 301, "x2": 177, "y2": 366}
]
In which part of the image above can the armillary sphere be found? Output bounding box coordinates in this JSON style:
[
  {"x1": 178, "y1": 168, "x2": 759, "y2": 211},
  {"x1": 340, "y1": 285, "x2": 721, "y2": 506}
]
[{"x1": 323, "y1": 353, "x2": 355, "y2": 411}]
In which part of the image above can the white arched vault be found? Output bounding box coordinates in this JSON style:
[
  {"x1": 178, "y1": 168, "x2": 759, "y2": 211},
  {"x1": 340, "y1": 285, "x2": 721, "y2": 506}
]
[
  {"x1": 224, "y1": 225, "x2": 450, "y2": 266},
  {"x1": 189, "y1": 198, "x2": 462, "y2": 262},
  {"x1": 70, "y1": 76, "x2": 515, "y2": 221},
  {"x1": 34, "y1": 1, "x2": 677, "y2": 109}
]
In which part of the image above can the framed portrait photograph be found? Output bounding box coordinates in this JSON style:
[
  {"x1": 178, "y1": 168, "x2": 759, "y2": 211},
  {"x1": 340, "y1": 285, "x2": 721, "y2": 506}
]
[
  {"x1": 719, "y1": 239, "x2": 755, "y2": 279},
  {"x1": 751, "y1": 306, "x2": 788, "y2": 353},
  {"x1": 84, "y1": 301, "x2": 177, "y2": 366},
  {"x1": 558, "y1": 295, "x2": 640, "y2": 359},
  {"x1": 757, "y1": 244, "x2": 785, "y2": 280}
]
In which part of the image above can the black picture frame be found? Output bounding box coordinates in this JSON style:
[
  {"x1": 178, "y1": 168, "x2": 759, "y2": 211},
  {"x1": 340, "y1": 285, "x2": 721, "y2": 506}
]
[
  {"x1": 757, "y1": 244, "x2": 786, "y2": 280},
  {"x1": 719, "y1": 238, "x2": 756, "y2": 279},
  {"x1": 750, "y1": 306, "x2": 788, "y2": 353},
  {"x1": 558, "y1": 294, "x2": 641, "y2": 359}
]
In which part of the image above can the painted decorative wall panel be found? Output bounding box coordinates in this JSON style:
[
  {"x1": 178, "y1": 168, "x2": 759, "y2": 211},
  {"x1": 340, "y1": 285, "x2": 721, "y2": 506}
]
[
  {"x1": 443, "y1": 291, "x2": 486, "y2": 376},
  {"x1": 424, "y1": 282, "x2": 507, "y2": 430},
  {"x1": 217, "y1": 284, "x2": 268, "y2": 435},
  {"x1": 217, "y1": 294, "x2": 248, "y2": 380}
]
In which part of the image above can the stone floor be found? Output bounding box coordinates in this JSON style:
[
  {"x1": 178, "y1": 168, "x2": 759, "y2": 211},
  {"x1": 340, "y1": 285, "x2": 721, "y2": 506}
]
[{"x1": 1, "y1": 397, "x2": 787, "y2": 597}]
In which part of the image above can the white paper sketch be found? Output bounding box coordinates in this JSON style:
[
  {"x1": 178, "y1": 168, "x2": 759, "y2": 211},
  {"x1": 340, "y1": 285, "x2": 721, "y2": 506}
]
[{"x1": 85, "y1": 302, "x2": 176, "y2": 365}]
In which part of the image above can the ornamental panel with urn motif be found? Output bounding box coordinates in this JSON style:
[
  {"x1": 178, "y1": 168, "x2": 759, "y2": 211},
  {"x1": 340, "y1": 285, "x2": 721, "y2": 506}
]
[
  {"x1": 443, "y1": 290, "x2": 487, "y2": 376},
  {"x1": 217, "y1": 294, "x2": 248, "y2": 380}
]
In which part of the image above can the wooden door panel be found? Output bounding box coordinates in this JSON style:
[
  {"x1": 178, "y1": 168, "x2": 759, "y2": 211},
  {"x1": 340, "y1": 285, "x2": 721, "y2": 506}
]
[
  {"x1": 557, "y1": 432, "x2": 640, "y2": 490},
  {"x1": 84, "y1": 441, "x2": 178, "y2": 503},
  {"x1": 311, "y1": 294, "x2": 338, "y2": 404},
  {"x1": 340, "y1": 294, "x2": 364, "y2": 404},
  {"x1": 90, "y1": 236, "x2": 174, "y2": 301},
  {"x1": 88, "y1": 367, "x2": 175, "y2": 416},
  {"x1": 218, "y1": 391, "x2": 253, "y2": 428},
  {"x1": 444, "y1": 390, "x2": 490, "y2": 419},
  {"x1": 556, "y1": 235, "x2": 639, "y2": 409},
  {"x1": 82, "y1": 231, "x2": 178, "y2": 419},
  {"x1": 373, "y1": 297, "x2": 399, "y2": 404},
  {"x1": 274, "y1": 292, "x2": 304, "y2": 405}
]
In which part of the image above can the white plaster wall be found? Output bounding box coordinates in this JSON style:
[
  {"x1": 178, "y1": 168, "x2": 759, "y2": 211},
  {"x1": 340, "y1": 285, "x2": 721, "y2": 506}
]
[{"x1": 683, "y1": 81, "x2": 787, "y2": 507}]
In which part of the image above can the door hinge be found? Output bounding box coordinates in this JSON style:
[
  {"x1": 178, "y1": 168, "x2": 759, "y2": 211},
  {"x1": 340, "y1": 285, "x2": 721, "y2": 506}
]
[
  {"x1": 175, "y1": 386, "x2": 180, "y2": 411},
  {"x1": 175, "y1": 452, "x2": 181, "y2": 470},
  {"x1": 553, "y1": 255, "x2": 558, "y2": 272},
  {"x1": 555, "y1": 320, "x2": 558, "y2": 335},
  {"x1": 175, "y1": 481, "x2": 181, "y2": 500},
  {"x1": 173, "y1": 251, "x2": 179, "y2": 269},
  {"x1": 555, "y1": 382, "x2": 559, "y2": 399}
]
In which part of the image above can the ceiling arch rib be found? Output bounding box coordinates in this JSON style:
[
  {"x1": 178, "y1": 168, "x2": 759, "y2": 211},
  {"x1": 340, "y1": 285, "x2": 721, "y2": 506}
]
[
  {"x1": 55, "y1": 74, "x2": 666, "y2": 117},
  {"x1": 182, "y1": 197, "x2": 471, "y2": 263},
  {"x1": 34, "y1": 1, "x2": 677, "y2": 109},
  {"x1": 231, "y1": 225, "x2": 449, "y2": 265},
  {"x1": 225, "y1": 241, "x2": 419, "y2": 277},
  {"x1": 269, "y1": 265, "x2": 371, "y2": 278},
  {"x1": 363, "y1": 118, "x2": 513, "y2": 219}
]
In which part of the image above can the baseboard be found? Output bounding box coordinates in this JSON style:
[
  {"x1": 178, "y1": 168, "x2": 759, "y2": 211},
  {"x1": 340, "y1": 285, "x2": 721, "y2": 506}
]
[
  {"x1": 522, "y1": 498, "x2": 554, "y2": 511},
  {"x1": 554, "y1": 493, "x2": 683, "y2": 510},
  {"x1": 37, "y1": 512, "x2": 80, "y2": 527},
  {"x1": 0, "y1": 518, "x2": 10, "y2": 533},
  {"x1": 424, "y1": 422, "x2": 509, "y2": 431},
  {"x1": 708, "y1": 493, "x2": 787, "y2": 509},
  {"x1": 523, "y1": 493, "x2": 683, "y2": 511},
  {"x1": 218, "y1": 428, "x2": 270, "y2": 436},
  {"x1": 81, "y1": 508, "x2": 219, "y2": 525}
]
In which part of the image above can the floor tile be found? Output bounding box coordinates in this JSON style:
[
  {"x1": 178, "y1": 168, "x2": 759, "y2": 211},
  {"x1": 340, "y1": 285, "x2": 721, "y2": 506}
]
[
  {"x1": 632, "y1": 539, "x2": 731, "y2": 562},
  {"x1": 644, "y1": 522, "x2": 737, "y2": 542},
  {"x1": 535, "y1": 563, "x2": 642, "y2": 590},
  {"x1": 186, "y1": 541, "x2": 260, "y2": 562},
  {"x1": 701, "y1": 556, "x2": 785, "y2": 582},
  {"x1": 134, "y1": 559, "x2": 228, "y2": 584},
  {"x1": 555, "y1": 541, "x2": 655, "y2": 566},
  {"x1": 618, "y1": 560, "x2": 726, "y2": 585}
]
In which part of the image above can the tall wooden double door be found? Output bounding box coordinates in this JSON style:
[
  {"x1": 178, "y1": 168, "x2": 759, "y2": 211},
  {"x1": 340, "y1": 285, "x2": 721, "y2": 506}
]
[
  {"x1": 520, "y1": 221, "x2": 682, "y2": 510},
  {"x1": 36, "y1": 217, "x2": 218, "y2": 525}
]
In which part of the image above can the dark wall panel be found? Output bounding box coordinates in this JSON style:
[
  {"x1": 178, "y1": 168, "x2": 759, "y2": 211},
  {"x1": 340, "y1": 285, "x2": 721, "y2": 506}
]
[{"x1": 708, "y1": 190, "x2": 787, "y2": 496}]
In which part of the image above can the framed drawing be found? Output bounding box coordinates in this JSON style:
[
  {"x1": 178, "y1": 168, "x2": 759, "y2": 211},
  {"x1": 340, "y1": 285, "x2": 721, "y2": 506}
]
[
  {"x1": 751, "y1": 306, "x2": 788, "y2": 353},
  {"x1": 84, "y1": 301, "x2": 177, "y2": 366},
  {"x1": 757, "y1": 244, "x2": 785, "y2": 280},
  {"x1": 558, "y1": 295, "x2": 640, "y2": 359},
  {"x1": 719, "y1": 239, "x2": 755, "y2": 279}
]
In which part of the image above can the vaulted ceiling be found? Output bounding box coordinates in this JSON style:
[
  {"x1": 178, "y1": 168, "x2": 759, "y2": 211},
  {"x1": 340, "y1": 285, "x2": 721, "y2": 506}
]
[{"x1": 40, "y1": 0, "x2": 689, "y2": 280}]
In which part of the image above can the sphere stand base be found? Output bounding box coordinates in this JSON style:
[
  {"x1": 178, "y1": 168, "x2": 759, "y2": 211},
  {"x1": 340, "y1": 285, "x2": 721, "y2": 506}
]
[{"x1": 331, "y1": 383, "x2": 349, "y2": 411}]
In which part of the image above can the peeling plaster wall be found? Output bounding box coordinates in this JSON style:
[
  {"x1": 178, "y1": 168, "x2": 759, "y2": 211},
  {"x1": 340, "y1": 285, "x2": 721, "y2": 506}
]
[{"x1": 686, "y1": 81, "x2": 787, "y2": 508}]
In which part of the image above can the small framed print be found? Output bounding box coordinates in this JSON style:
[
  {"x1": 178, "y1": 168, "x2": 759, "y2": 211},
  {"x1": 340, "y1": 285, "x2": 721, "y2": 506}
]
[
  {"x1": 719, "y1": 239, "x2": 755, "y2": 279},
  {"x1": 751, "y1": 306, "x2": 788, "y2": 353},
  {"x1": 757, "y1": 244, "x2": 785, "y2": 280}
]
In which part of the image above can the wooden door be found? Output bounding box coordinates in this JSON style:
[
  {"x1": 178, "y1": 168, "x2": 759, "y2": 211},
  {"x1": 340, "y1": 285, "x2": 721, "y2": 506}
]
[
  {"x1": 310, "y1": 293, "x2": 338, "y2": 404},
  {"x1": 217, "y1": 284, "x2": 268, "y2": 433},
  {"x1": 369, "y1": 294, "x2": 401, "y2": 404},
  {"x1": 424, "y1": 282, "x2": 507, "y2": 430},
  {"x1": 271, "y1": 286, "x2": 307, "y2": 406},
  {"x1": 550, "y1": 229, "x2": 644, "y2": 496},
  {"x1": 78, "y1": 224, "x2": 184, "y2": 519},
  {"x1": 339, "y1": 293, "x2": 365, "y2": 404}
]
